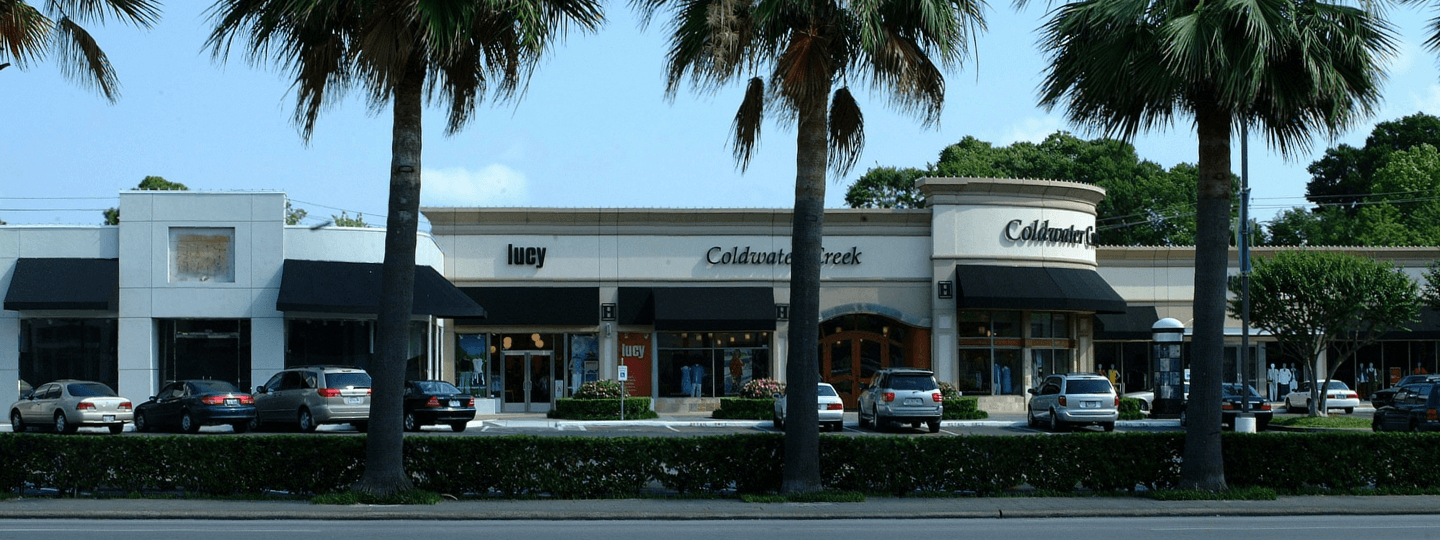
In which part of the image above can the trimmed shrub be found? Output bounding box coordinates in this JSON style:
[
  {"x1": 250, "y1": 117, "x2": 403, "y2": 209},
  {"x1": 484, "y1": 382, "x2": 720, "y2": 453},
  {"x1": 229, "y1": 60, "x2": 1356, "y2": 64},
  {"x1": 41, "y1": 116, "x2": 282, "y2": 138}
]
[
  {"x1": 942, "y1": 396, "x2": 988, "y2": 420},
  {"x1": 1118, "y1": 397, "x2": 1144, "y2": 420},
  {"x1": 547, "y1": 397, "x2": 658, "y2": 420},
  {"x1": 713, "y1": 398, "x2": 774, "y2": 420}
]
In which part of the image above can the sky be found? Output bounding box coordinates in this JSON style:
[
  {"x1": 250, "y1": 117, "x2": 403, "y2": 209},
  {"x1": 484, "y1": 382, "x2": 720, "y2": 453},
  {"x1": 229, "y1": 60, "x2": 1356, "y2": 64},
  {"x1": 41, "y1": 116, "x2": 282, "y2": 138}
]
[{"x1": 4, "y1": 2, "x2": 1439, "y2": 230}]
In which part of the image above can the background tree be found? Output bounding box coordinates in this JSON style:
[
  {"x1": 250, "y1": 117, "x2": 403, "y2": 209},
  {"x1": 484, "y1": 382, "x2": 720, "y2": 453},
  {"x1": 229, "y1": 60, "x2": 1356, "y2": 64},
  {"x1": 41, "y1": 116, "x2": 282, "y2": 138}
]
[
  {"x1": 1231, "y1": 250, "x2": 1421, "y2": 416},
  {"x1": 844, "y1": 167, "x2": 929, "y2": 209},
  {"x1": 331, "y1": 211, "x2": 369, "y2": 228},
  {"x1": 1424, "y1": 262, "x2": 1440, "y2": 309},
  {"x1": 1350, "y1": 144, "x2": 1440, "y2": 246},
  {"x1": 285, "y1": 201, "x2": 307, "y2": 226},
  {"x1": 103, "y1": 175, "x2": 188, "y2": 225},
  {"x1": 208, "y1": 0, "x2": 604, "y2": 496},
  {"x1": 0, "y1": 0, "x2": 161, "y2": 102},
  {"x1": 635, "y1": 0, "x2": 986, "y2": 494},
  {"x1": 1030, "y1": 0, "x2": 1394, "y2": 491}
]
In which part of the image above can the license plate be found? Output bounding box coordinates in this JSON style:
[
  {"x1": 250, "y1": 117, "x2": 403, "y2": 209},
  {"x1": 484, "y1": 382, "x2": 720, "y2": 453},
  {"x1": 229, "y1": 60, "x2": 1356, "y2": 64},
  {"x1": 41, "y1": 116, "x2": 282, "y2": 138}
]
[
  {"x1": 225, "y1": 398, "x2": 239, "y2": 406},
  {"x1": 448, "y1": 400, "x2": 460, "y2": 407},
  {"x1": 1082, "y1": 401, "x2": 1099, "y2": 408},
  {"x1": 903, "y1": 398, "x2": 922, "y2": 406},
  {"x1": 103, "y1": 415, "x2": 115, "y2": 422},
  {"x1": 344, "y1": 397, "x2": 364, "y2": 405}
]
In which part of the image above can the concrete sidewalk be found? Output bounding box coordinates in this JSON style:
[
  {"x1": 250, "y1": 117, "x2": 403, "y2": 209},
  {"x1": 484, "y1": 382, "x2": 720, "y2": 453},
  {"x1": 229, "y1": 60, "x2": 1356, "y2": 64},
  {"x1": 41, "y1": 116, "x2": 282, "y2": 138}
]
[{"x1": 0, "y1": 494, "x2": 1435, "y2": 520}]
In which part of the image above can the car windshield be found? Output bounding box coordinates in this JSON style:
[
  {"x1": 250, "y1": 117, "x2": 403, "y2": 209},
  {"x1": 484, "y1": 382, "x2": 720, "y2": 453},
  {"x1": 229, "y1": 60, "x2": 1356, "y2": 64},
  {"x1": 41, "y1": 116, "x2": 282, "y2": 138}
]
[
  {"x1": 889, "y1": 375, "x2": 937, "y2": 391},
  {"x1": 817, "y1": 385, "x2": 838, "y2": 397},
  {"x1": 1066, "y1": 380, "x2": 1113, "y2": 394},
  {"x1": 1222, "y1": 384, "x2": 1262, "y2": 398},
  {"x1": 66, "y1": 382, "x2": 116, "y2": 397},
  {"x1": 415, "y1": 381, "x2": 460, "y2": 394},
  {"x1": 190, "y1": 380, "x2": 240, "y2": 394},
  {"x1": 326, "y1": 373, "x2": 372, "y2": 389}
]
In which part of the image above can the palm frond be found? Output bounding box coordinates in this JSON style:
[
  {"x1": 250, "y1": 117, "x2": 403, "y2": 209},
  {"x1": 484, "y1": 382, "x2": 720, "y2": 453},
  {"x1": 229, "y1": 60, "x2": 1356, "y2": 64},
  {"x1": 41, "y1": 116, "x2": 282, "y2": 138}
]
[
  {"x1": 48, "y1": 0, "x2": 160, "y2": 27},
  {"x1": 732, "y1": 76, "x2": 765, "y2": 170},
  {"x1": 828, "y1": 86, "x2": 864, "y2": 175},
  {"x1": 53, "y1": 15, "x2": 119, "y2": 102},
  {"x1": 0, "y1": 2, "x2": 53, "y2": 67},
  {"x1": 773, "y1": 30, "x2": 835, "y2": 112}
]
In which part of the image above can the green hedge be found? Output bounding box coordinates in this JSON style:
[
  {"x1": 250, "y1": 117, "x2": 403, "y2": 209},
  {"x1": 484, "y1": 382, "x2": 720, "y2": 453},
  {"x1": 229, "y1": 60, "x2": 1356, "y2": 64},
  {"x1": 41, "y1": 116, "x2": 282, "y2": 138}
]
[
  {"x1": 5, "y1": 432, "x2": 1440, "y2": 498},
  {"x1": 547, "y1": 398, "x2": 659, "y2": 420},
  {"x1": 942, "y1": 397, "x2": 988, "y2": 420},
  {"x1": 713, "y1": 398, "x2": 774, "y2": 419},
  {"x1": 1119, "y1": 397, "x2": 1145, "y2": 420}
]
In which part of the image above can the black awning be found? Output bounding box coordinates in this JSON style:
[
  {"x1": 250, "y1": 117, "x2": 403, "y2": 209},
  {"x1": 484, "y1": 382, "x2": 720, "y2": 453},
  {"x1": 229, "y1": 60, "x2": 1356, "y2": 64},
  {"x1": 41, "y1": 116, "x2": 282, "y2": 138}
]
[
  {"x1": 276, "y1": 260, "x2": 486, "y2": 318},
  {"x1": 4, "y1": 258, "x2": 118, "y2": 311},
  {"x1": 954, "y1": 264, "x2": 1127, "y2": 314},
  {"x1": 1096, "y1": 306, "x2": 1160, "y2": 340},
  {"x1": 455, "y1": 287, "x2": 599, "y2": 326},
  {"x1": 1381, "y1": 307, "x2": 1440, "y2": 340},
  {"x1": 619, "y1": 287, "x2": 776, "y2": 331}
]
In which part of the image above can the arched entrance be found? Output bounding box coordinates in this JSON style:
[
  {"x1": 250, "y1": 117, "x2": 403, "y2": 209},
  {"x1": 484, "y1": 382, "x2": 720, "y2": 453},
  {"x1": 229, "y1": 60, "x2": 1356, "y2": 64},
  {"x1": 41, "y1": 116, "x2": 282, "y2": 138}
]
[{"x1": 818, "y1": 314, "x2": 922, "y2": 408}]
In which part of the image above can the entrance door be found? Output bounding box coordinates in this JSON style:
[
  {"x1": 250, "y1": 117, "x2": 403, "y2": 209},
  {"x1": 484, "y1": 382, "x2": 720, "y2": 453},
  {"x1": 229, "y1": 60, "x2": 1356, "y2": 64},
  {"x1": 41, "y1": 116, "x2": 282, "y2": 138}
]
[
  {"x1": 821, "y1": 335, "x2": 892, "y2": 409},
  {"x1": 503, "y1": 352, "x2": 557, "y2": 413}
]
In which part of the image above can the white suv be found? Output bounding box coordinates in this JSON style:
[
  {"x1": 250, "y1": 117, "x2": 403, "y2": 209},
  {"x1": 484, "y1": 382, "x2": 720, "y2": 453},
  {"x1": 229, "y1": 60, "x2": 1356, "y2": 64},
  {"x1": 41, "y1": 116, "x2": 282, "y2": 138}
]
[
  {"x1": 1027, "y1": 373, "x2": 1118, "y2": 432},
  {"x1": 857, "y1": 368, "x2": 943, "y2": 433}
]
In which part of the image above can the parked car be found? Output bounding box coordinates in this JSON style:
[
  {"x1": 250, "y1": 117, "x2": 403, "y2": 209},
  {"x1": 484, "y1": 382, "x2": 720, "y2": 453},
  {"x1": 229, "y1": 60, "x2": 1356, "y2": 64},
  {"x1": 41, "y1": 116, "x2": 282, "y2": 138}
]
[
  {"x1": 9, "y1": 380, "x2": 132, "y2": 434},
  {"x1": 1122, "y1": 383, "x2": 1189, "y2": 413},
  {"x1": 857, "y1": 368, "x2": 943, "y2": 433},
  {"x1": 403, "y1": 380, "x2": 476, "y2": 432},
  {"x1": 1372, "y1": 382, "x2": 1440, "y2": 432},
  {"x1": 1284, "y1": 380, "x2": 1360, "y2": 414},
  {"x1": 134, "y1": 380, "x2": 256, "y2": 434},
  {"x1": 252, "y1": 366, "x2": 372, "y2": 432},
  {"x1": 773, "y1": 382, "x2": 845, "y2": 432},
  {"x1": 1369, "y1": 375, "x2": 1440, "y2": 408},
  {"x1": 1220, "y1": 383, "x2": 1272, "y2": 430},
  {"x1": 1027, "y1": 373, "x2": 1118, "y2": 432}
]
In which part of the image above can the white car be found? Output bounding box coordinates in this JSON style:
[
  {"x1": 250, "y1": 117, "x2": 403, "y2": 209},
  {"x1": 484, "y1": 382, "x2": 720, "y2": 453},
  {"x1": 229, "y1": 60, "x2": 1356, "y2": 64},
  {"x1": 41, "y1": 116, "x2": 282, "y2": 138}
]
[
  {"x1": 10, "y1": 379, "x2": 133, "y2": 434},
  {"x1": 1284, "y1": 380, "x2": 1360, "y2": 414},
  {"x1": 773, "y1": 382, "x2": 845, "y2": 432}
]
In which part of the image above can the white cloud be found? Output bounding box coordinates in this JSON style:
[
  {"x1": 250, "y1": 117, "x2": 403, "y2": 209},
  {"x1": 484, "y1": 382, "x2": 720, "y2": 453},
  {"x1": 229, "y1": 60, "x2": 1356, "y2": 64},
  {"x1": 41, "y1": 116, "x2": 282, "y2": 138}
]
[
  {"x1": 997, "y1": 116, "x2": 1065, "y2": 146},
  {"x1": 421, "y1": 165, "x2": 528, "y2": 206}
]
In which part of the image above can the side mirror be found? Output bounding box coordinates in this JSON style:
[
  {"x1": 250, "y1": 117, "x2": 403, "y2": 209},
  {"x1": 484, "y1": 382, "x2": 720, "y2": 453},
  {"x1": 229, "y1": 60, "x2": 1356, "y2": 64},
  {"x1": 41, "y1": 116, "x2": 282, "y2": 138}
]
[
  {"x1": 255, "y1": 386, "x2": 267, "y2": 394},
  {"x1": 1026, "y1": 388, "x2": 1036, "y2": 395}
]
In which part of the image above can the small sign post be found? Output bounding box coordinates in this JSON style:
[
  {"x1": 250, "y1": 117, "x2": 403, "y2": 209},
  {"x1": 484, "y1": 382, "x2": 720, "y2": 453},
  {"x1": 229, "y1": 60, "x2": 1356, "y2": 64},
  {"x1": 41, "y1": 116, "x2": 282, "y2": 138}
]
[{"x1": 618, "y1": 365, "x2": 629, "y2": 421}]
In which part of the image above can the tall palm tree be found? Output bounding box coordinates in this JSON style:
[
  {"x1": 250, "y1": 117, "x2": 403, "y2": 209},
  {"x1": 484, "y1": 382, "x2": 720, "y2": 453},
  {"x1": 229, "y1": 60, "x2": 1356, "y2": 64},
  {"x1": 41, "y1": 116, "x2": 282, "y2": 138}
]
[
  {"x1": 0, "y1": 0, "x2": 161, "y2": 102},
  {"x1": 1031, "y1": 0, "x2": 1395, "y2": 490},
  {"x1": 633, "y1": 0, "x2": 985, "y2": 493},
  {"x1": 206, "y1": 0, "x2": 603, "y2": 495}
]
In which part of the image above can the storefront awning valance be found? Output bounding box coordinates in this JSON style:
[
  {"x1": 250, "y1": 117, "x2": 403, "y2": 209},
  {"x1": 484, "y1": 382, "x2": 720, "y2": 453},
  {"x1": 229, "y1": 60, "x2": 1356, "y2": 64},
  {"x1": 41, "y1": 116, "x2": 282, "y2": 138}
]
[
  {"x1": 454, "y1": 287, "x2": 599, "y2": 326},
  {"x1": 4, "y1": 258, "x2": 119, "y2": 311},
  {"x1": 276, "y1": 260, "x2": 486, "y2": 318},
  {"x1": 1096, "y1": 306, "x2": 1160, "y2": 340},
  {"x1": 1381, "y1": 307, "x2": 1440, "y2": 340},
  {"x1": 619, "y1": 287, "x2": 776, "y2": 331},
  {"x1": 954, "y1": 264, "x2": 1127, "y2": 315}
]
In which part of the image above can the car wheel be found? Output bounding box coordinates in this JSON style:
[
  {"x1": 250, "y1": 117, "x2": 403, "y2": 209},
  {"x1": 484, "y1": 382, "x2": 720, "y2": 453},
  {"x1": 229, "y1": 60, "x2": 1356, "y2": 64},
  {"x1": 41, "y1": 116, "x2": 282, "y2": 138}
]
[
  {"x1": 1344, "y1": 407, "x2": 1354, "y2": 415},
  {"x1": 1372, "y1": 416, "x2": 1383, "y2": 432},
  {"x1": 874, "y1": 409, "x2": 889, "y2": 432},
  {"x1": 107, "y1": 424, "x2": 123, "y2": 435},
  {"x1": 830, "y1": 421, "x2": 844, "y2": 432},
  {"x1": 231, "y1": 421, "x2": 250, "y2": 434},
  {"x1": 404, "y1": 412, "x2": 420, "y2": 432},
  {"x1": 248, "y1": 417, "x2": 265, "y2": 433},
  {"x1": 927, "y1": 420, "x2": 940, "y2": 433},
  {"x1": 1026, "y1": 409, "x2": 1038, "y2": 428},
  {"x1": 134, "y1": 411, "x2": 150, "y2": 432},
  {"x1": 180, "y1": 410, "x2": 200, "y2": 434},
  {"x1": 1102, "y1": 422, "x2": 1116, "y2": 433},
  {"x1": 11, "y1": 410, "x2": 26, "y2": 433},
  {"x1": 297, "y1": 408, "x2": 317, "y2": 433},
  {"x1": 54, "y1": 411, "x2": 75, "y2": 434},
  {"x1": 450, "y1": 422, "x2": 468, "y2": 432},
  {"x1": 857, "y1": 408, "x2": 871, "y2": 428},
  {"x1": 1048, "y1": 409, "x2": 1063, "y2": 432},
  {"x1": 1284, "y1": 398, "x2": 1298, "y2": 414}
]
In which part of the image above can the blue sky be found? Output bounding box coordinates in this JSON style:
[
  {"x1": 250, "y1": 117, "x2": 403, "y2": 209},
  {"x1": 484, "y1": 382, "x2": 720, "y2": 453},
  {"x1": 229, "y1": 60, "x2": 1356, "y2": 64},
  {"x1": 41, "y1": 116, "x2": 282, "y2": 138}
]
[{"x1": 4, "y1": 2, "x2": 1438, "y2": 229}]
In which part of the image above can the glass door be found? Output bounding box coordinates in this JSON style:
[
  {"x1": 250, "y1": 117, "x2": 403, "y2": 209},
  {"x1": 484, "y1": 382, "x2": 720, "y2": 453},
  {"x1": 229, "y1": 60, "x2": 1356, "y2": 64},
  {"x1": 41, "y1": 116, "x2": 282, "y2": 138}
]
[{"x1": 502, "y1": 352, "x2": 556, "y2": 413}]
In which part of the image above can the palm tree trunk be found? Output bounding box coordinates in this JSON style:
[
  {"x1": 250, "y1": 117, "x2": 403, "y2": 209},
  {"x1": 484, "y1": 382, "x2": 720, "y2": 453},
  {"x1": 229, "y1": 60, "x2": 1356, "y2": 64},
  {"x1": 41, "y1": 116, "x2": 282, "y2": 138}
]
[
  {"x1": 354, "y1": 55, "x2": 425, "y2": 496},
  {"x1": 1179, "y1": 96, "x2": 1230, "y2": 492},
  {"x1": 781, "y1": 91, "x2": 828, "y2": 495}
]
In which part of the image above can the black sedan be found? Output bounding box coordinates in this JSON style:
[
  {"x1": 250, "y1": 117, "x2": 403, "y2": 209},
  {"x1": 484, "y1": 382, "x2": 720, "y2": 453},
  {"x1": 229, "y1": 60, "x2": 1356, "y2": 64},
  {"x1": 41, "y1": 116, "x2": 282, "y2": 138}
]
[
  {"x1": 134, "y1": 380, "x2": 256, "y2": 433},
  {"x1": 1370, "y1": 375, "x2": 1440, "y2": 408},
  {"x1": 403, "y1": 380, "x2": 476, "y2": 432},
  {"x1": 1221, "y1": 383, "x2": 1272, "y2": 430},
  {"x1": 1372, "y1": 382, "x2": 1440, "y2": 432}
]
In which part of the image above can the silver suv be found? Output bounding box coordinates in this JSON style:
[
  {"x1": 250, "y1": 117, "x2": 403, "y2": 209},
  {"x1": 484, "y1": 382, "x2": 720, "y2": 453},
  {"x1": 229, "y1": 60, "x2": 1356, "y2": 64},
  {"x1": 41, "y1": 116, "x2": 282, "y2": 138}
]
[
  {"x1": 252, "y1": 366, "x2": 372, "y2": 432},
  {"x1": 1027, "y1": 373, "x2": 1118, "y2": 432},
  {"x1": 857, "y1": 368, "x2": 943, "y2": 433}
]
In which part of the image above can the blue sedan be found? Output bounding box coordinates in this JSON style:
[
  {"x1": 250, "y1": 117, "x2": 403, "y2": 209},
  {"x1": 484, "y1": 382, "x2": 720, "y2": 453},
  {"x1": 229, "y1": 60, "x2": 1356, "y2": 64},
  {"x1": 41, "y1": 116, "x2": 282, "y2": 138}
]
[{"x1": 134, "y1": 380, "x2": 256, "y2": 433}]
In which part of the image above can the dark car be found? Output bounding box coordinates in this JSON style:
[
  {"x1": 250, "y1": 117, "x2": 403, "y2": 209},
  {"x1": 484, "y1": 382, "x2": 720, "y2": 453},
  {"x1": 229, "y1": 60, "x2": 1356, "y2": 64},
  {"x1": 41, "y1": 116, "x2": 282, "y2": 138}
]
[
  {"x1": 1369, "y1": 375, "x2": 1440, "y2": 408},
  {"x1": 1221, "y1": 383, "x2": 1272, "y2": 431},
  {"x1": 134, "y1": 380, "x2": 256, "y2": 433},
  {"x1": 403, "y1": 380, "x2": 476, "y2": 432},
  {"x1": 1372, "y1": 382, "x2": 1440, "y2": 432}
]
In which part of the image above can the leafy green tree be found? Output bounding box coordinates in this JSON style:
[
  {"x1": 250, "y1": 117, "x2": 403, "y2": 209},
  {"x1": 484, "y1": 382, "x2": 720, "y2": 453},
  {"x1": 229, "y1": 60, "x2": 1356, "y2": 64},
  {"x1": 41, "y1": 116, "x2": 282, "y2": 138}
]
[
  {"x1": 1424, "y1": 262, "x2": 1440, "y2": 309},
  {"x1": 1031, "y1": 0, "x2": 1394, "y2": 491},
  {"x1": 285, "y1": 201, "x2": 307, "y2": 226},
  {"x1": 208, "y1": 0, "x2": 604, "y2": 496},
  {"x1": 104, "y1": 175, "x2": 189, "y2": 224},
  {"x1": 331, "y1": 211, "x2": 368, "y2": 228},
  {"x1": 1231, "y1": 250, "x2": 1421, "y2": 416},
  {"x1": 0, "y1": 1, "x2": 161, "y2": 102},
  {"x1": 844, "y1": 167, "x2": 929, "y2": 209},
  {"x1": 635, "y1": 0, "x2": 986, "y2": 494},
  {"x1": 1305, "y1": 113, "x2": 1440, "y2": 211},
  {"x1": 1263, "y1": 206, "x2": 1356, "y2": 246},
  {"x1": 1351, "y1": 144, "x2": 1440, "y2": 246}
]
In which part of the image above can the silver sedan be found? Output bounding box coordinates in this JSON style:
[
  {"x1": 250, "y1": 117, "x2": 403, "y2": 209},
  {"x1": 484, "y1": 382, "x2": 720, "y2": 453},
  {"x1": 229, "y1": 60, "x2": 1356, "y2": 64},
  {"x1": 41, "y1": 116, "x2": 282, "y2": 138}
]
[{"x1": 773, "y1": 382, "x2": 846, "y2": 432}]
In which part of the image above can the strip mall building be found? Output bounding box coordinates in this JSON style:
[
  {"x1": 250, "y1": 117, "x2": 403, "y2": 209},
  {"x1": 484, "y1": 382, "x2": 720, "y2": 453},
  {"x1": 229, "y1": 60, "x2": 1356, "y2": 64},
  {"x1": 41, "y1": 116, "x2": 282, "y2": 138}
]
[{"x1": 4, "y1": 179, "x2": 1438, "y2": 413}]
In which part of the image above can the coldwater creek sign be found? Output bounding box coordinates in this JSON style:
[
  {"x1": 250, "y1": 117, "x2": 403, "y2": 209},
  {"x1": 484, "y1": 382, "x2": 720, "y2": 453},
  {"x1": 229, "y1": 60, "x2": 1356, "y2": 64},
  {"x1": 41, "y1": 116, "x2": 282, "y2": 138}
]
[
  {"x1": 1004, "y1": 219, "x2": 1096, "y2": 247},
  {"x1": 706, "y1": 246, "x2": 862, "y2": 266}
]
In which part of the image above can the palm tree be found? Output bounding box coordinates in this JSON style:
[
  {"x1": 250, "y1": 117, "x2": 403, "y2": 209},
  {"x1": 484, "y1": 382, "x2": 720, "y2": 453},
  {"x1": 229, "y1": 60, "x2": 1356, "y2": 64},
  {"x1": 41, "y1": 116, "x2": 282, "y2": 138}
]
[
  {"x1": 206, "y1": 0, "x2": 603, "y2": 495},
  {"x1": 633, "y1": 0, "x2": 985, "y2": 493},
  {"x1": 0, "y1": 0, "x2": 160, "y2": 102},
  {"x1": 1030, "y1": 0, "x2": 1395, "y2": 490}
]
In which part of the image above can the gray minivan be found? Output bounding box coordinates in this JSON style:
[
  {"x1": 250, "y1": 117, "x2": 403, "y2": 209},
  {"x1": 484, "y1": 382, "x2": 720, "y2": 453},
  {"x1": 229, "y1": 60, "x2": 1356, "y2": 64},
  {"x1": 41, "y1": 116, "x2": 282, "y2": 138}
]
[
  {"x1": 252, "y1": 366, "x2": 372, "y2": 432},
  {"x1": 1027, "y1": 373, "x2": 1118, "y2": 432}
]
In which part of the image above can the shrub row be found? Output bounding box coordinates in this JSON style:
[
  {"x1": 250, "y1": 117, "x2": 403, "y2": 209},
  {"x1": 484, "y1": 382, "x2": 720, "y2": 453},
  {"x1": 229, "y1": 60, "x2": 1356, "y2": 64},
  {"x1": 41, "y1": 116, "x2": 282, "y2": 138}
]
[
  {"x1": 713, "y1": 398, "x2": 774, "y2": 419},
  {"x1": 942, "y1": 397, "x2": 988, "y2": 420},
  {"x1": 547, "y1": 398, "x2": 658, "y2": 420},
  {"x1": 3, "y1": 432, "x2": 1436, "y2": 498},
  {"x1": 1118, "y1": 397, "x2": 1145, "y2": 420}
]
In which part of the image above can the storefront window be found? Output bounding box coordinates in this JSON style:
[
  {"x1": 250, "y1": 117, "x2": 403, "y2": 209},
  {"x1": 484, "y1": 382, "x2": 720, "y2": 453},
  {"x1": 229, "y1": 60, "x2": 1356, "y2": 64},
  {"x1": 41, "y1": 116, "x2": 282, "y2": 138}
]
[
  {"x1": 1030, "y1": 312, "x2": 1070, "y2": 338},
  {"x1": 455, "y1": 334, "x2": 488, "y2": 396},
  {"x1": 160, "y1": 319, "x2": 252, "y2": 389},
  {"x1": 18, "y1": 319, "x2": 119, "y2": 391},
  {"x1": 287, "y1": 319, "x2": 372, "y2": 370},
  {"x1": 657, "y1": 332, "x2": 770, "y2": 397},
  {"x1": 1032, "y1": 348, "x2": 1070, "y2": 381},
  {"x1": 957, "y1": 311, "x2": 1023, "y2": 396}
]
